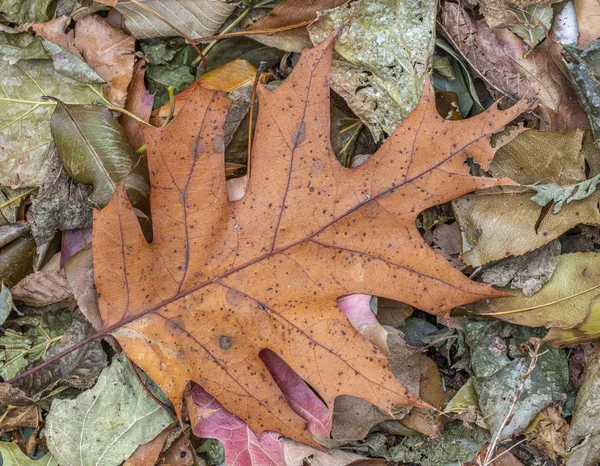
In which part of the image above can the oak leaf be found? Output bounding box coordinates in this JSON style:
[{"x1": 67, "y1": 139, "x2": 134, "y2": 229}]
[{"x1": 92, "y1": 36, "x2": 530, "y2": 445}]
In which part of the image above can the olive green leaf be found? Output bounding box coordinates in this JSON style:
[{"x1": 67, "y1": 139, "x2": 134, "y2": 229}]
[
  {"x1": 508, "y1": 5, "x2": 553, "y2": 51},
  {"x1": 0, "y1": 283, "x2": 12, "y2": 326},
  {"x1": 0, "y1": 442, "x2": 57, "y2": 466},
  {"x1": 0, "y1": 0, "x2": 57, "y2": 24},
  {"x1": 0, "y1": 28, "x2": 103, "y2": 189},
  {"x1": 49, "y1": 101, "x2": 149, "y2": 208},
  {"x1": 46, "y1": 353, "x2": 172, "y2": 466}
]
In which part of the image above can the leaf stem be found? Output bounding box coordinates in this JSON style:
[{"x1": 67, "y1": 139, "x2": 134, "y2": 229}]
[
  {"x1": 161, "y1": 86, "x2": 176, "y2": 128},
  {"x1": 87, "y1": 86, "x2": 155, "y2": 128}
]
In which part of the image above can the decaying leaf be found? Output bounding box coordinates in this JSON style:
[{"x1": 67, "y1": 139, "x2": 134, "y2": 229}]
[
  {"x1": 308, "y1": 0, "x2": 436, "y2": 140},
  {"x1": 481, "y1": 239, "x2": 561, "y2": 297},
  {"x1": 467, "y1": 253, "x2": 600, "y2": 346},
  {"x1": 283, "y1": 441, "x2": 370, "y2": 466},
  {"x1": 111, "y1": 0, "x2": 236, "y2": 40},
  {"x1": 46, "y1": 353, "x2": 172, "y2": 466},
  {"x1": 507, "y1": 5, "x2": 554, "y2": 50},
  {"x1": 470, "y1": 0, "x2": 560, "y2": 29},
  {"x1": 91, "y1": 36, "x2": 531, "y2": 445},
  {"x1": 464, "y1": 321, "x2": 569, "y2": 440},
  {"x1": 0, "y1": 0, "x2": 57, "y2": 24},
  {"x1": 0, "y1": 27, "x2": 103, "y2": 189},
  {"x1": 566, "y1": 348, "x2": 600, "y2": 466}
]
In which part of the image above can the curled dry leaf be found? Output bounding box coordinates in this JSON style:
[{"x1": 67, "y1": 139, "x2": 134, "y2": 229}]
[
  {"x1": 10, "y1": 269, "x2": 72, "y2": 307},
  {"x1": 91, "y1": 36, "x2": 531, "y2": 445}
]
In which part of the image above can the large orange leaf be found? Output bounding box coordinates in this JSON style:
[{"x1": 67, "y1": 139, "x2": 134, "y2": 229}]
[{"x1": 92, "y1": 35, "x2": 530, "y2": 445}]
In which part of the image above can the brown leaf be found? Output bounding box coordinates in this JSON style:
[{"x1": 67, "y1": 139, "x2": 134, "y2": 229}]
[
  {"x1": 10, "y1": 270, "x2": 72, "y2": 307},
  {"x1": 0, "y1": 405, "x2": 41, "y2": 432},
  {"x1": 472, "y1": 0, "x2": 560, "y2": 29},
  {"x1": 124, "y1": 425, "x2": 173, "y2": 466},
  {"x1": 122, "y1": 60, "x2": 154, "y2": 151},
  {"x1": 575, "y1": 0, "x2": 600, "y2": 49},
  {"x1": 233, "y1": 0, "x2": 350, "y2": 52},
  {"x1": 31, "y1": 16, "x2": 79, "y2": 54},
  {"x1": 92, "y1": 36, "x2": 531, "y2": 445}
]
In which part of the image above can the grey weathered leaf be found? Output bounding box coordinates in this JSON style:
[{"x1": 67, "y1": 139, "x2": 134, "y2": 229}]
[
  {"x1": 0, "y1": 442, "x2": 57, "y2": 466},
  {"x1": 567, "y1": 349, "x2": 600, "y2": 466},
  {"x1": 0, "y1": 237, "x2": 36, "y2": 288},
  {"x1": 0, "y1": 223, "x2": 29, "y2": 249},
  {"x1": 46, "y1": 353, "x2": 172, "y2": 466},
  {"x1": 527, "y1": 173, "x2": 600, "y2": 213},
  {"x1": 114, "y1": 0, "x2": 236, "y2": 39},
  {"x1": 26, "y1": 148, "x2": 93, "y2": 246},
  {"x1": 0, "y1": 283, "x2": 12, "y2": 326},
  {"x1": 508, "y1": 5, "x2": 554, "y2": 50},
  {"x1": 464, "y1": 321, "x2": 569, "y2": 440},
  {"x1": 41, "y1": 40, "x2": 105, "y2": 84},
  {"x1": 0, "y1": 28, "x2": 103, "y2": 189},
  {"x1": 481, "y1": 239, "x2": 561, "y2": 296},
  {"x1": 50, "y1": 101, "x2": 149, "y2": 208},
  {"x1": 308, "y1": 0, "x2": 436, "y2": 140}
]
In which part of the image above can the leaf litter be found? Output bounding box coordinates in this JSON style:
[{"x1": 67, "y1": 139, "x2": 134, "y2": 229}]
[{"x1": 0, "y1": 0, "x2": 599, "y2": 465}]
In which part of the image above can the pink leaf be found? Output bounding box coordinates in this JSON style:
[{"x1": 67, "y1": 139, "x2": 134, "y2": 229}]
[{"x1": 60, "y1": 228, "x2": 92, "y2": 267}]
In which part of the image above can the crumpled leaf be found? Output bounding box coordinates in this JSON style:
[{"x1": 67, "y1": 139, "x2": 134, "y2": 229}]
[
  {"x1": 527, "y1": 173, "x2": 600, "y2": 213},
  {"x1": 563, "y1": 40, "x2": 600, "y2": 150},
  {"x1": 0, "y1": 27, "x2": 103, "y2": 189},
  {"x1": 0, "y1": 283, "x2": 12, "y2": 326},
  {"x1": 15, "y1": 310, "x2": 107, "y2": 396},
  {"x1": 92, "y1": 36, "x2": 532, "y2": 445},
  {"x1": 46, "y1": 353, "x2": 172, "y2": 466},
  {"x1": 439, "y1": 2, "x2": 588, "y2": 131},
  {"x1": 308, "y1": 0, "x2": 435, "y2": 140},
  {"x1": 10, "y1": 270, "x2": 71, "y2": 307},
  {"x1": 566, "y1": 349, "x2": 600, "y2": 466},
  {"x1": 0, "y1": 0, "x2": 57, "y2": 24},
  {"x1": 242, "y1": 0, "x2": 349, "y2": 53},
  {"x1": 50, "y1": 101, "x2": 149, "y2": 209},
  {"x1": 453, "y1": 190, "x2": 600, "y2": 266},
  {"x1": 471, "y1": 0, "x2": 560, "y2": 29},
  {"x1": 481, "y1": 239, "x2": 561, "y2": 297},
  {"x1": 469, "y1": 253, "x2": 600, "y2": 346},
  {"x1": 464, "y1": 321, "x2": 569, "y2": 440},
  {"x1": 111, "y1": 0, "x2": 236, "y2": 40},
  {"x1": 0, "y1": 442, "x2": 57, "y2": 466},
  {"x1": 526, "y1": 405, "x2": 568, "y2": 461},
  {"x1": 26, "y1": 148, "x2": 92, "y2": 246},
  {"x1": 507, "y1": 5, "x2": 554, "y2": 50}
]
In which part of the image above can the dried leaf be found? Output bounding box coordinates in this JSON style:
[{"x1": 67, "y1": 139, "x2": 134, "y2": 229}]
[
  {"x1": 507, "y1": 5, "x2": 554, "y2": 50},
  {"x1": 453, "y1": 191, "x2": 600, "y2": 266},
  {"x1": 123, "y1": 425, "x2": 173, "y2": 466},
  {"x1": 92, "y1": 36, "x2": 531, "y2": 444},
  {"x1": 472, "y1": 0, "x2": 560, "y2": 29},
  {"x1": 113, "y1": 0, "x2": 236, "y2": 40},
  {"x1": 283, "y1": 441, "x2": 368, "y2": 466},
  {"x1": 244, "y1": 0, "x2": 349, "y2": 52},
  {"x1": 121, "y1": 60, "x2": 154, "y2": 151},
  {"x1": 574, "y1": 0, "x2": 600, "y2": 49},
  {"x1": 0, "y1": 283, "x2": 12, "y2": 326},
  {"x1": 308, "y1": 0, "x2": 435, "y2": 140},
  {"x1": 10, "y1": 269, "x2": 71, "y2": 307},
  {"x1": 566, "y1": 349, "x2": 600, "y2": 466},
  {"x1": 46, "y1": 353, "x2": 172, "y2": 466}
]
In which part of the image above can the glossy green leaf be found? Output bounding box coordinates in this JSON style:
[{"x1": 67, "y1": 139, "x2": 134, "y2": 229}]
[
  {"x1": 46, "y1": 353, "x2": 172, "y2": 466},
  {"x1": 50, "y1": 101, "x2": 149, "y2": 208}
]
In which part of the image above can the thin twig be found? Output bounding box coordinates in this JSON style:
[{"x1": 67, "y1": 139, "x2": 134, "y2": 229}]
[
  {"x1": 0, "y1": 188, "x2": 38, "y2": 212},
  {"x1": 128, "y1": 358, "x2": 176, "y2": 419},
  {"x1": 87, "y1": 86, "x2": 154, "y2": 127}
]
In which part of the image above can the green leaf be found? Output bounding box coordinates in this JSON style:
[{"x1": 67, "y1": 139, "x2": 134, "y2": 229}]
[
  {"x1": 0, "y1": 29, "x2": 103, "y2": 189},
  {"x1": 41, "y1": 40, "x2": 104, "y2": 84},
  {"x1": 49, "y1": 101, "x2": 149, "y2": 208},
  {"x1": 145, "y1": 64, "x2": 196, "y2": 109},
  {"x1": 0, "y1": 442, "x2": 57, "y2": 466},
  {"x1": 308, "y1": 0, "x2": 436, "y2": 140},
  {"x1": 508, "y1": 5, "x2": 554, "y2": 51},
  {"x1": 114, "y1": 0, "x2": 236, "y2": 39},
  {"x1": 0, "y1": 283, "x2": 12, "y2": 327},
  {"x1": 46, "y1": 353, "x2": 173, "y2": 466},
  {"x1": 464, "y1": 321, "x2": 569, "y2": 441},
  {"x1": 0, "y1": 237, "x2": 36, "y2": 288},
  {"x1": 0, "y1": 0, "x2": 57, "y2": 24}
]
